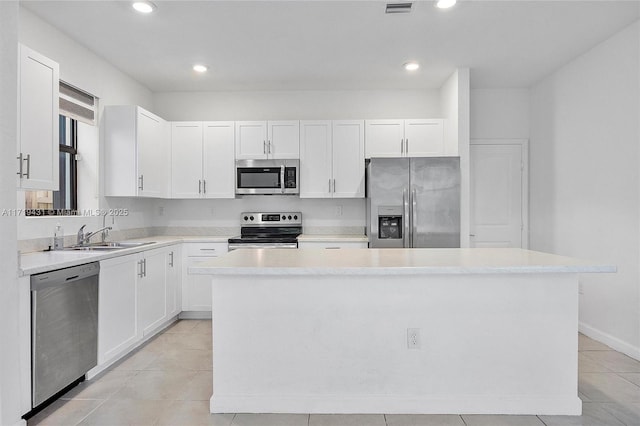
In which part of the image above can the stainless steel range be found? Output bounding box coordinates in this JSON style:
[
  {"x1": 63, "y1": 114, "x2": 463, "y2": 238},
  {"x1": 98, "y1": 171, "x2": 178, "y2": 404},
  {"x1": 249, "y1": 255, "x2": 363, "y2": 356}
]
[{"x1": 228, "y1": 212, "x2": 302, "y2": 250}]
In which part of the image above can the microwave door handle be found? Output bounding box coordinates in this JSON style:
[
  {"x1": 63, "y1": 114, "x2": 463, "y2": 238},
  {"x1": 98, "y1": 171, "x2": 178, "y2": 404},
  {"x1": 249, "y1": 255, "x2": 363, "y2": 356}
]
[{"x1": 281, "y1": 165, "x2": 285, "y2": 193}]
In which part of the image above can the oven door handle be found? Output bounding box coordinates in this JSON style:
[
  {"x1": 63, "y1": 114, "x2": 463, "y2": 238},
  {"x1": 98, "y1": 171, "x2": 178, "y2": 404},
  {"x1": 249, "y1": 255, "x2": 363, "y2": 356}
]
[
  {"x1": 228, "y1": 243, "x2": 298, "y2": 251},
  {"x1": 280, "y1": 165, "x2": 285, "y2": 194}
]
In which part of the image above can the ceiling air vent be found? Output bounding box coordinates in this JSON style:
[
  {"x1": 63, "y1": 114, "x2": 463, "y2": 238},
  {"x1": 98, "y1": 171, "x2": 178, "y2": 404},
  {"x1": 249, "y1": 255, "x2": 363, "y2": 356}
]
[{"x1": 385, "y1": 2, "x2": 413, "y2": 13}]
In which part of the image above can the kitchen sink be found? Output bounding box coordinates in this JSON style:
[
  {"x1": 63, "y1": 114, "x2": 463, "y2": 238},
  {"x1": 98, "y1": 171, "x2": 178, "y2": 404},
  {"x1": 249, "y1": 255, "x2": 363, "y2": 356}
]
[{"x1": 64, "y1": 241, "x2": 156, "y2": 251}]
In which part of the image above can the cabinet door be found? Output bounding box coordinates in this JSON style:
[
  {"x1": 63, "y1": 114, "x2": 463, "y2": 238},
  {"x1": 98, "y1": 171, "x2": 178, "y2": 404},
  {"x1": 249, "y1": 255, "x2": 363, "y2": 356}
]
[
  {"x1": 203, "y1": 122, "x2": 235, "y2": 198},
  {"x1": 268, "y1": 120, "x2": 299, "y2": 159},
  {"x1": 182, "y1": 243, "x2": 228, "y2": 312},
  {"x1": 171, "y1": 122, "x2": 203, "y2": 198},
  {"x1": 18, "y1": 45, "x2": 59, "y2": 190},
  {"x1": 235, "y1": 121, "x2": 267, "y2": 159},
  {"x1": 332, "y1": 120, "x2": 365, "y2": 198},
  {"x1": 137, "y1": 109, "x2": 168, "y2": 197},
  {"x1": 300, "y1": 121, "x2": 332, "y2": 198},
  {"x1": 364, "y1": 119, "x2": 404, "y2": 158},
  {"x1": 98, "y1": 254, "x2": 139, "y2": 364},
  {"x1": 405, "y1": 119, "x2": 445, "y2": 157},
  {"x1": 166, "y1": 246, "x2": 182, "y2": 318},
  {"x1": 137, "y1": 248, "x2": 167, "y2": 337}
]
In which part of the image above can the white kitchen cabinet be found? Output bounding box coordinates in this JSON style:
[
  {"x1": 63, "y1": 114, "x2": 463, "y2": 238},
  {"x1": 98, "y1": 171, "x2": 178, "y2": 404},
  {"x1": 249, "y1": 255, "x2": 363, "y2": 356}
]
[
  {"x1": 365, "y1": 119, "x2": 450, "y2": 158},
  {"x1": 136, "y1": 247, "x2": 167, "y2": 337},
  {"x1": 300, "y1": 120, "x2": 364, "y2": 198},
  {"x1": 182, "y1": 242, "x2": 228, "y2": 312},
  {"x1": 98, "y1": 254, "x2": 139, "y2": 365},
  {"x1": 166, "y1": 245, "x2": 182, "y2": 318},
  {"x1": 171, "y1": 122, "x2": 235, "y2": 199},
  {"x1": 235, "y1": 120, "x2": 299, "y2": 159},
  {"x1": 104, "y1": 105, "x2": 169, "y2": 197},
  {"x1": 17, "y1": 44, "x2": 59, "y2": 190}
]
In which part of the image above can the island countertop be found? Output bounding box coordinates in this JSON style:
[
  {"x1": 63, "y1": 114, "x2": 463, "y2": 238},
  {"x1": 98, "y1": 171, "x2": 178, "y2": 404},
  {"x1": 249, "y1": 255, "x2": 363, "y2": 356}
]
[{"x1": 189, "y1": 247, "x2": 615, "y2": 276}]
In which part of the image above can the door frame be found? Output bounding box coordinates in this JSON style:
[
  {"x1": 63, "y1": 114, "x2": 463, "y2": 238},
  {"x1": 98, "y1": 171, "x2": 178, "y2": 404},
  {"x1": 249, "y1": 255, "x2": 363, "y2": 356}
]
[{"x1": 470, "y1": 139, "x2": 529, "y2": 249}]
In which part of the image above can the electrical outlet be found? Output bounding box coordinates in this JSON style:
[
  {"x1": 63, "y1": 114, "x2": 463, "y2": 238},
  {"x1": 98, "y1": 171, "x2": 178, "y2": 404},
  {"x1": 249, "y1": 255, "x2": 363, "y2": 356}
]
[
  {"x1": 335, "y1": 205, "x2": 343, "y2": 216},
  {"x1": 158, "y1": 206, "x2": 164, "y2": 216},
  {"x1": 579, "y1": 282, "x2": 584, "y2": 295},
  {"x1": 407, "y1": 328, "x2": 420, "y2": 349}
]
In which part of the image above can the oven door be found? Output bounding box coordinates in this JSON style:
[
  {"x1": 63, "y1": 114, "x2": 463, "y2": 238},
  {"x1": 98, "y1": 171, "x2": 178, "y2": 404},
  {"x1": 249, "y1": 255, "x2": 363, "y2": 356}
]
[{"x1": 235, "y1": 160, "x2": 299, "y2": 195}]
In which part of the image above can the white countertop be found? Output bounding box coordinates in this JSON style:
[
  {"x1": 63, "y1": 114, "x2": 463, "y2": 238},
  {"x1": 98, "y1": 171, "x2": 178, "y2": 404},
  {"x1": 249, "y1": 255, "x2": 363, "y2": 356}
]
[
  {"x1": 189, "y1": 248, "x2": 616, "y2": 276},
  {"x1": 297, "y1": 234, "x2": 368, "y2": 243},
  {"x1": 20, "y1": 235, "x2": 231, "y2": 276}
]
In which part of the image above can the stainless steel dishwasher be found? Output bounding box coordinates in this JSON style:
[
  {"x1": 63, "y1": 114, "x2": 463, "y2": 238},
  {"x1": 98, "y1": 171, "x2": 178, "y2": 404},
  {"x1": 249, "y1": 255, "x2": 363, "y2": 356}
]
[{"x1": 31, "y1": 262, "x2": 99, "y2": 408}]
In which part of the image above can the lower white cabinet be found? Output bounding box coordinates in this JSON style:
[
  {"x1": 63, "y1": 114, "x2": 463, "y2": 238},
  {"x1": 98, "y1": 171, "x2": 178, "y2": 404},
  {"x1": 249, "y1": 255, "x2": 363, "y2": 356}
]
[
  {"x1": 98, "y1": 244, "x2": 181, "y2": 367},
  {"x1": 98, "y1": 253, "x2": 139, "y2": 365},
  {"x1": 298, "y1": 241, "x2": 368, "y2": 249},
  {"x1": 182, "y1": 242, "x2": 228, "y2": 312}
]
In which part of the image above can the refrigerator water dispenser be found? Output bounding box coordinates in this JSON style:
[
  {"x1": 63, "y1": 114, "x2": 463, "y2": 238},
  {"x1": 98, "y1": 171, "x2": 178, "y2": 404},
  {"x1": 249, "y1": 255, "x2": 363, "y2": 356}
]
[{"x1": 378, "y1": 206, "x2": 402, "y2": 240}]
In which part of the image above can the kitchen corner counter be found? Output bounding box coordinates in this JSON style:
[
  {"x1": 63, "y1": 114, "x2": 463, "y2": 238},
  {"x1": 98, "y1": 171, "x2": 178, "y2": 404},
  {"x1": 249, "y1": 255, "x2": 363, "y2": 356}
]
[
  {"x1": 19, "y1": 235, "x2": 231, "y2": 276},
  {"x1": 189, "y1": 247, "x2": 615, "y2": 276}
]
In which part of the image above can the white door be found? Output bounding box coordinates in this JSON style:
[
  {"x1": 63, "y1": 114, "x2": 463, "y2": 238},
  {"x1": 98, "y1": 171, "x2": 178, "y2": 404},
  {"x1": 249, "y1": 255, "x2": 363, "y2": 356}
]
[
  {"x1": 203, "y1": 121, "x2": 235, "y2": 198},
  {"x1": 235, "y1": 121, "x2": 267, "y2": 159},
  {"x1": 268, "y1": 120, "x2": 300, "y2": 159},
  {"x1": 470, "y1": 142, "x2": 526, "y2": 248},
  {"x1": 300, "y1": 121, "x2": 332, "y2": 198},
  {"x1": 165, "y1": 246, "x2": 182, "y2": 318},
  {"x1": 405, "y1": 119, "x2": 445, "y2": 157},
  {"x1": 137, "y1": 248, "x2": 167, "y2": 336},
  {"x1": 171, "y1": 122, "x2": 203, "y2": 198},
  {"x1": 365, "y1": 119, "x2": 404, "y2": 158},
  {"x1": 332, "y1": 120, "x2": 365, "y2": 198}
]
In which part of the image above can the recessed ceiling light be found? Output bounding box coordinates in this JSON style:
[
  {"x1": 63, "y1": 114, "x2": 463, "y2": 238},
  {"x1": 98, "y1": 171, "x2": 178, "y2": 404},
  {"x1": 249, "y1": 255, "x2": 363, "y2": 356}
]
[
  {"x1": 193, "y1": 64, "x2": 208, "y2": 73},
  {"x1": 403, "y1": 62, "x2": 420, "y2": 71},
  {"x1": 436, "y1": 0, "x2": 456, "y2": 9},
  {"x1": 132, "y1": 1, "x2": 156, "y2": 14}
]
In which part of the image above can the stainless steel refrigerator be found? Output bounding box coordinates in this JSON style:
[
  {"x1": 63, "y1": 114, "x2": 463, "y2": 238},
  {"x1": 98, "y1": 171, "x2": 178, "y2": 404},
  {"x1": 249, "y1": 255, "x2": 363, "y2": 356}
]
[{"x1": 366, "y1": 157, "x2": 460, "y2": 248}]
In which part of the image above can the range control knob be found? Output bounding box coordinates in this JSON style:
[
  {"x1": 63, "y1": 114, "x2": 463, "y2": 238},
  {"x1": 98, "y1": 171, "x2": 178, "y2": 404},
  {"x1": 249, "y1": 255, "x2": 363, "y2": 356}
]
[
  {"x1": 288, "y1": 215, "x2": 292, "y2": 220},
  {"x1": 249, "y1": 216, "x2": 254, "y2": 221},
  {"x1": 244, "y1": 216, "x2": 248, "y2": 221},
  {"x1": 282, "y1": 215, "x2": 286, "y2": 220},
  {"x1": 294, "y1": 215, "x2": 298, "y2": 220}
]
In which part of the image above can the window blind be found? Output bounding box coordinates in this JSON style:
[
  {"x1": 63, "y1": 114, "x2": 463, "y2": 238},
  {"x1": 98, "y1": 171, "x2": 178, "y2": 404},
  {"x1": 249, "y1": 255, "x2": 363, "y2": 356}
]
[{"x1": 59, "y1": 81, "x2": 97, "y2": 126}]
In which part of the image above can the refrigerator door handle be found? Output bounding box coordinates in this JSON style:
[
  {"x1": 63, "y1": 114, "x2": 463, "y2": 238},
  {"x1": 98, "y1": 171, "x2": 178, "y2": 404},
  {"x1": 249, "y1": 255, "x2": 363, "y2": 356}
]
[
  {"x1": 411, "y1": 188, "x2": 417, "y2": 248},
  {"x1": 403, "y1": 188, "x2": 410, "y2": 248}
]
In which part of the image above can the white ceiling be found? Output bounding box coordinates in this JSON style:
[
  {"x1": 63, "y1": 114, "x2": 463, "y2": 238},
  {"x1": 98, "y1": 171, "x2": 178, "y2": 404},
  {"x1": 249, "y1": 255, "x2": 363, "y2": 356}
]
[{"x1": 22, "y1": 0, "x2": 640, "y2": 92}]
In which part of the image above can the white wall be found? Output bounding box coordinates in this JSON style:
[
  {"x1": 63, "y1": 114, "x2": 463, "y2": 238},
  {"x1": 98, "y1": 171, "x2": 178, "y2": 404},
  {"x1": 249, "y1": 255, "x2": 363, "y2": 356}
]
[
  {"x1": 530, "y1": 21, "x2": 640, "y2": 356},
  {"x1": 17, "y1": 7, "x2": 157, "y2": 242},
  {"x1": 154, "y1": 89, "x2": 441, "y2": 122},
  {"x1": 470, "y1": 89, "x2": 530, "y2": 140},
  {"x1": 0, "y1": 2, "x2": 24, "y2": 424}
]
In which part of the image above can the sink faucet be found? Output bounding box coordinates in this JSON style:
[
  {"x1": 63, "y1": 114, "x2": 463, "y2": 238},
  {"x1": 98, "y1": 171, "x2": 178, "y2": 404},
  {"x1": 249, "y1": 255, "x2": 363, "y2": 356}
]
[{"x1": 77, "y1": 224, "x2": 113, "y2": 245}]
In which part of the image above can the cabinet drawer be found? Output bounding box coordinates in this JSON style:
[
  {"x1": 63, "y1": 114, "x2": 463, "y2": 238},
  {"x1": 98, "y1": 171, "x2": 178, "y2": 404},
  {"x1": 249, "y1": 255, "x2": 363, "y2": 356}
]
[
  {"x1": 185, "y1": 242, "x2": 228, "y2": 257},
  {"x1": 298, "y1": 241, "x2": 368, "y2": 249}
]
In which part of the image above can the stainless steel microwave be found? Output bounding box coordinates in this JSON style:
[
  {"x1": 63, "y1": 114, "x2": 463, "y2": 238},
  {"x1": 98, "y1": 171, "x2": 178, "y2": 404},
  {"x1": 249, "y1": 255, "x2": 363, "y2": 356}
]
[{"x1": 235, "y1": 159, "x2": 299, "y2": 195}]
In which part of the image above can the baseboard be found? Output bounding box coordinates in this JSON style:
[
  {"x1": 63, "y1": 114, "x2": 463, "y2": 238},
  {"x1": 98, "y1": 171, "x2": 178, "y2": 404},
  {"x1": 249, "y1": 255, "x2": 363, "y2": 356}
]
[
  {"x1": 579, "y1": 321, "x2": 640, "y2": 360},
  {"x1": 210, "y1": 394, "x2": 582, "y2": 415},
  {"x1": 179, "y1": 311, "x2": 212, "y2": 319}
]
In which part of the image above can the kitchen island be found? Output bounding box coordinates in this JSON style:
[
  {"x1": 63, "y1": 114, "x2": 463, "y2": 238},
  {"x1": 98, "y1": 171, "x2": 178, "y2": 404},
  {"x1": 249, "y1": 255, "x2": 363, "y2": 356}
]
[{"x1": 190, "y1": 248, "x2": 614, "y2": 416}]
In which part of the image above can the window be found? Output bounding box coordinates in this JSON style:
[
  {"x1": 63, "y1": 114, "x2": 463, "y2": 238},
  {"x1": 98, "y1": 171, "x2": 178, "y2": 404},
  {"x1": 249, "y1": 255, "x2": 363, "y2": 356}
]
[
  {"x1": 25, "y1": 81, "x2": 96, "y2": 216},
  {"x1": 25, "y1": 116, "x2": 78, "y2": 215}
]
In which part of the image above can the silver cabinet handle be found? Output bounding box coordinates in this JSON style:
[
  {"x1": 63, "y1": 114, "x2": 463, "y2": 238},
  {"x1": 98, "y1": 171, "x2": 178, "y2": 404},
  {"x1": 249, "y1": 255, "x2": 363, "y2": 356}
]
[
  {"x1": 137, "y1": 260, "x2": 143, "y2": 278},
  {"x1": 199, "y1": 248, "x2": 217, "y2": 251},
  {"x1": 17, "y1": 153, "x2": 23, "y2": 177},
  {"x1": 333, "y1": 179, "x2": 336, "y2": 193},
  {"x1": 143, "y1": 258, "x2": 147, "y2": 277},
  {"x1": 198, "y1": 180, "x2": 202, "y2": 194},
  {"x1": 203, "y1": 180, "x2": 206, "y2": 194},
  {"x1": 263, "y1": 140, "x2": 266, "y2": 154},
  {"x1": 268, "y1": 140, "x2": 272, "y2": 154},
  {"x1": 169, "y1": 251, "x2": 174, "y2": 267},
  {"x1": 405, "y1": 139, "x2": 409, "y2": 155},
  {"x1": 401, "y1": 139, "x2": 404, "y2": 155},
  {"x1": 470, "y1": 234, "x2": 476, "y2": 237},
  {"x1": 411, "y1": 188, "x2": 417, "y2": 248},
  {"x1": 328, "y1": 178, "x2": 332, "y2": 193},
  {"x1": 138, "y1": 175, "x2": 144, "y2": 190},
  {"x1": 24, "y1": 154, "x2": 30, "y2": 179}
]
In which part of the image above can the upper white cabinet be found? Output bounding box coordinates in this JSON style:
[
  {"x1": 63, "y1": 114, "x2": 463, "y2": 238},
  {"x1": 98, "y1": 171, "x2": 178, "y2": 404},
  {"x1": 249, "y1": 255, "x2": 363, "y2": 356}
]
[
  {"x1": 17, "y1": 44, "x2": 59, "y2": 190},
  {"x1": 235, "y1": 120, "x2": 299, "y2": 159},
  {"x1": 171, "y1": 121, "x2": 235, "y2": 199},
  {"x1": 365, "y1": 119, "x2": 452, "y2": 158},
  {"x1": 104, "y1": 105, "x2": 169, "y2": 198},
  {"x1": 300, "y1": 120, "x2": 364, "y2": 199}
]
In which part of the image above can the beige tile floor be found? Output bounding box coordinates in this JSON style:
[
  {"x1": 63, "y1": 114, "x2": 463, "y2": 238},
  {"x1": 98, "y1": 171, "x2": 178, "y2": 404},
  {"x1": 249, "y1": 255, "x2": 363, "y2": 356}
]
[{"x1": 28, "y1": 320, "x2": 640, "y2": 426}]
